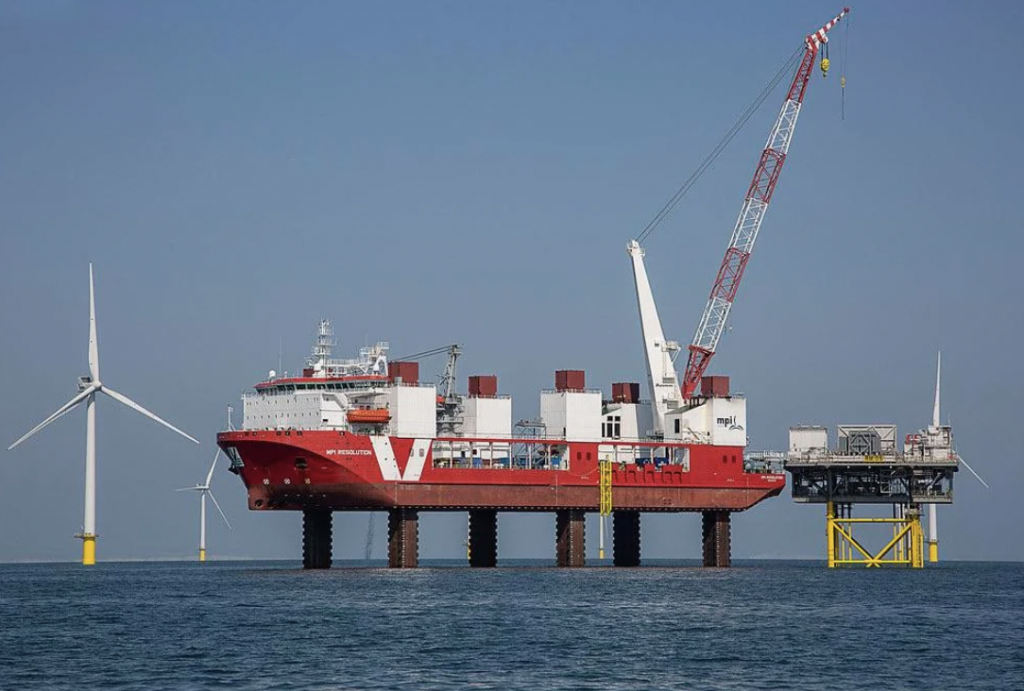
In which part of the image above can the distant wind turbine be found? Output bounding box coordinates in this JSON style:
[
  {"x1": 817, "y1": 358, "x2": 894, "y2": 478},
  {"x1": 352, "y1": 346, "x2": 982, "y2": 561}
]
[
  {"x1": 927, "y1": 351, "x2": 988, "y2": 563},
  {"x1": 178, "y1": 449, "x2": 232, "y2": 561},
  {"x1": 927, "y1": 351, "x2": 941, "y2": 563},
  {"x1": 7, "y1": 264, "x2": 199, "y2": 565},
  {"x1": 364, "y1": 512, "x2": 375, "y2": 562}
]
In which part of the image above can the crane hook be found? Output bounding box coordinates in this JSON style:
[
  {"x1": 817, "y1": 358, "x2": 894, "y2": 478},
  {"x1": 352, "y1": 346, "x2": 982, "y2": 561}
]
[{"x1": 821, "y1": 42, "x2": 830, "y2": 77}]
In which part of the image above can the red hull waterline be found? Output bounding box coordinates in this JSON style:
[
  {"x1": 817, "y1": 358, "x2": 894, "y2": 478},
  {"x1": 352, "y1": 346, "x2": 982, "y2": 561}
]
[{"x1": 217, "y1": 430, "x2": 786, "y2": 513}]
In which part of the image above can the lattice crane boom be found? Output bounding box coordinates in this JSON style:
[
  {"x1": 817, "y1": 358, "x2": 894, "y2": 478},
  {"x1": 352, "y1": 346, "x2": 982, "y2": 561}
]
[{"x1": 681, "y1": 8, "x2": 849, "y2": 399}]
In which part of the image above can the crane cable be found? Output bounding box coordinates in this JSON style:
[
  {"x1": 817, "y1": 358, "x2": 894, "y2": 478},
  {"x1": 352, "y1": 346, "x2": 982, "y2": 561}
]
[
  {"x1": 635, "y1": 44, "x2": 804, "y2": 246},
  {"x1": 841, "y1": 13, "x2": 850, "y2": 120},
  {"x1": 393, "y1": 344, "x2": 459, "y2": 361}
]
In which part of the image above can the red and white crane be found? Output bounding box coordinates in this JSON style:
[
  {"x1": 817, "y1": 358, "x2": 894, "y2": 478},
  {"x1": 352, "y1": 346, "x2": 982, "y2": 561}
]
[{"x1": 679, "y1": 7, "x2": 850, "y2": 399}]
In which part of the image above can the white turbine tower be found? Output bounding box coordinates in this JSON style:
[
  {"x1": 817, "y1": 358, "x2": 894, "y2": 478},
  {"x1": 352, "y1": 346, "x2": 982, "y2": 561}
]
[
  {"x1": 927, "y1": 350, "x2": 988, "y2": 563},
  {"x1": 927, "y1": 352, "x2": 942, "y2": 563},
  {"x1": 178, "y1": 449, "x2": 231, "y2": 561},
  {"x1": 7, "y1": 264, "x2": 199, "y2": 565}
]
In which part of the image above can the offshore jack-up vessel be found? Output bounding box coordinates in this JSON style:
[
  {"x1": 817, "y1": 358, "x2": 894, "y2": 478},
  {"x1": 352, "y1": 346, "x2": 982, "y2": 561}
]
[{"x1": 217, "y1": 8, "x2": 849, "y2": 568}]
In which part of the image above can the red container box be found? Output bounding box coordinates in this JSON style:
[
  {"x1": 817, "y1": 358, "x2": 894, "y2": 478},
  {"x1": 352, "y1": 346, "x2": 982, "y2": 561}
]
[
  {"x1": 555, "y1": 370, "x2": 586, "y2": 392},
  {"x1": 612, "y1": 382, "x2": 640, "y2": 403},
  {"x1": 700, "y1": 375, "x2": 730, "y2": 398},
  {"x1": 389, "y1": 361, "x2": 419, "y2": 385},
  {"x1": 468, "y1": 375, "x2": 498, "y2": 397}
]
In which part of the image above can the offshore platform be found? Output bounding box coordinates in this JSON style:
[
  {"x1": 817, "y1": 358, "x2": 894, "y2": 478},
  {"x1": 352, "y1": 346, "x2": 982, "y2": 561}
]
[{"x1": 781, "y1": 354, "x2": 982, "y2": 567}]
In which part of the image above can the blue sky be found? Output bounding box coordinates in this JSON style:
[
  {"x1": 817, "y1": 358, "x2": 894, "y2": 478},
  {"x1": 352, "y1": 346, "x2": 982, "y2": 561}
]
[{"x1": 1, "y1": 0, "x2": 1022, "y2": 563}]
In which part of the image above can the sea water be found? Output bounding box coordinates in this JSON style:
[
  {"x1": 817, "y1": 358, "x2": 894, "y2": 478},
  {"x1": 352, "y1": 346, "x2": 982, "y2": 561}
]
[{"x1": 1, "y1": 559, "x2": 1022, "y2": 690}]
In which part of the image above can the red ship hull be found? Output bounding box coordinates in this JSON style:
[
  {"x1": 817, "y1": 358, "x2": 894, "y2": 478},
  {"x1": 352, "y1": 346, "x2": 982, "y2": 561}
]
[{"x1": 217, "y1": 430, "x2": 785, "y2": 513}]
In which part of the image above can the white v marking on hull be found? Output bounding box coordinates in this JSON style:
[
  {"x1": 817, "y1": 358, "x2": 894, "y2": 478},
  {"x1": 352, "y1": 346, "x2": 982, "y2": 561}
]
[
  {"x1": 369, "y1": 436, "x2": 431, "y2": 482},
  {"x1": 403, "y1": 439, "x2": 432, "y2": 482},
  {"x1": 369, "y1": 436, "x2": 401, "y2": 481}
]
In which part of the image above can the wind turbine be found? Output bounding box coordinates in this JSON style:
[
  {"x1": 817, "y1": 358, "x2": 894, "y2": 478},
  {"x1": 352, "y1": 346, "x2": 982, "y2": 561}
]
[
  {"x1": 7, "y1": 264, "x2": 199, "y2": 565},
  {"x1": 927, "y1": 351, "x2": 988, "y2": 563},
  {"x1": 927, "y1": 352, "x2": 942, "y2": 563},
  {"x1": 178, "y1": 449, "x2": 231, "y2": 561}
]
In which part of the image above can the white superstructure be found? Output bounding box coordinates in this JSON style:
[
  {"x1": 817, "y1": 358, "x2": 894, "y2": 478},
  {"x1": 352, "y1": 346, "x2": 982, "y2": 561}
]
[
  {"x1": 463, "y1": 396, "x2": 513, "y2": 438},
  {"x1": 242, "y1": 320, "x2": 751, "y2": 464},
  {"x1": 540, "y1": 389, "x2": 603, "y2": 442},
  {"x1": 387, "y1": 385, "x2": 438, "y2": 438},
  {"x1": 789, "y1": 425, "x2": 829, "y2": 454},
  {"x1": 666, "y1": 395, "x2": 746, "y2": 446},
  {"x1": 600, "y1": 401, "x2": 652, "y2": 443},
  {"x1": 242, "y1": 320, "x2": 437, "y2": 436}
]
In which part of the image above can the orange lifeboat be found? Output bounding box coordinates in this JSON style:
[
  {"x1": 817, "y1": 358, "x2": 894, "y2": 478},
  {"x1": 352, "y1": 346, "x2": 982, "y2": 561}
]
[{"x1": 346, "y1": 408, "x2": 391, "y2": 424}]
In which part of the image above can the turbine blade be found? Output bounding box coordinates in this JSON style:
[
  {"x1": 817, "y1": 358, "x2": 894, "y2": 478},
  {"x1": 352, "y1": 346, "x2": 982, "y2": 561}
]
[
  {"x1": 89, "y1": 263, "x2": 100, "y2": 381},
  {"x1": 957, "y1": 456, "x2": 990, "y2": 489},
  {"x1": 204, "y1": 448, "x2": 222, "y2": 487},
  {"x1": 101, "y1": 387, "x2": 200, "y2": 444},
  {"x1": 175, "y1": 487, "x2": 201, "y2": 492},
  {"x1": 207, "y1": 491, "x2": 232, "y2": 529},
  {"x1": 8, "y1": 387, "x2": 94, "y2": 450}
]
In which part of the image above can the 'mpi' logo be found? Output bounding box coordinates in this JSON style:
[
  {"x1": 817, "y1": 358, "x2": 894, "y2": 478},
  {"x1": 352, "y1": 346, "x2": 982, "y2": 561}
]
[
  {"x1": 716, "y1": 415, "x2": 745, "y2": 432},
  {"x1": 368, "y1": 437, "x2": 432, "y2": 481}
]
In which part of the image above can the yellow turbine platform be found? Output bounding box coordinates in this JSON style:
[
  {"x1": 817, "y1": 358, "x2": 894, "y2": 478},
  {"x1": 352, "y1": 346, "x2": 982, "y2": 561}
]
[
  {"x1": 826, "y1": 502, "x2": 924, "y2": 568},
  {"x1": 78, "y1": 533, "x2": 97, "y2": 566}
]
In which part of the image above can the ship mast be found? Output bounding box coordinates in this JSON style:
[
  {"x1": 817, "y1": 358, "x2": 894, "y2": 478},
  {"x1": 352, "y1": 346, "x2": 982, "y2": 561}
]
[{"x1": 309, "y1": 319, "x2": 336, "y2": 376}]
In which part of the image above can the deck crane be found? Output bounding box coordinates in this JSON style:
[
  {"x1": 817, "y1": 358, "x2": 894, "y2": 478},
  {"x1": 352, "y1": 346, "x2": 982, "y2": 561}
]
[
  {"x1": 394, "y1": 343, "x2": 463, "y2": 434},
  {"x1": 678, "y1": 7, "x2": 849, "y2": 399},
  {"x1": 393, "y1": 343, "x2": 462, "y2": 397}
]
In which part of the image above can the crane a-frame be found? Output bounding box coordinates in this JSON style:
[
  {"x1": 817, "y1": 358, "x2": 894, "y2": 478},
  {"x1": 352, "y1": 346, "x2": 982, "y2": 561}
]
[{"x1": 632, "y1": 8, "x2": 849, "y2": 434}]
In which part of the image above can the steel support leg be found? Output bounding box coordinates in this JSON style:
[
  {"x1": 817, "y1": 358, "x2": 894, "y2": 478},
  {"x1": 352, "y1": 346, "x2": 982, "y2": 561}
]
[
  {"x1": 612, "y1": 510, "x2": 641, "y2": 567},
  {"x1": 302, "y1": 509, "x2": 332, "y2": 570},
  {"x1": 555, "y1": 509, "x2": 585, "y2": 567},
  {"x1": 388, "y1": 508, "x2": 419, "y2": 568},
  {"x1": 701, "y1": 510, "x2": 731, "y2": 567},
  {"x1": 468, "y1": 509, "x2": 498, "y2": 568},
  {"x1": 826, "y1": 501, "x2": 836, "y2": 568}
]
